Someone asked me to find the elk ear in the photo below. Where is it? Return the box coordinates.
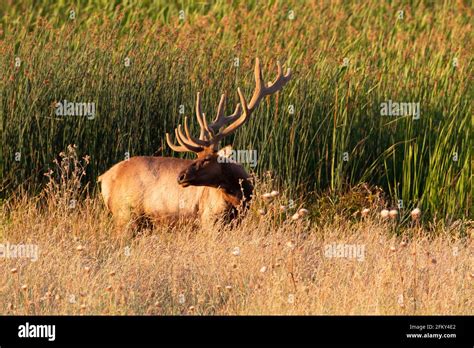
[217,145,233,158]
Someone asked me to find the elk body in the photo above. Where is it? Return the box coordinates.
[98,59,291,233]
[98,153,252,230]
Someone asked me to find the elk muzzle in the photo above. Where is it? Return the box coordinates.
[177,167,195,187]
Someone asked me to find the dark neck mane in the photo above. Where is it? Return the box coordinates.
[219,163,253,209]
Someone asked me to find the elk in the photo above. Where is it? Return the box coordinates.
[98,58,291,235]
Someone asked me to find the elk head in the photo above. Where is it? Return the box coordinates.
[166,58,292,191]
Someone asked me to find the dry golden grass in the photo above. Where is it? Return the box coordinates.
[1,193,472,315]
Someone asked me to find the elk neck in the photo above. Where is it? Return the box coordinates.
[215,162,253,209]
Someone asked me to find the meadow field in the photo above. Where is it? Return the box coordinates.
[0,1,472,315]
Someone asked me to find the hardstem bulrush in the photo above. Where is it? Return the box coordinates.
[291,208,309,221]
[389,210,398,220]
[298,208,309,216]
[231,247,241,256]
[411,208,421,221]
[291,213,300,221]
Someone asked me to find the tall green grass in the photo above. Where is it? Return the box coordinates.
[0,0,472,219]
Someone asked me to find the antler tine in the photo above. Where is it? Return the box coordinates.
[214,58,292,140]
[166,132,189,152]
[182,116,210,147]
[208,93,243,134]
[166,58,291,154]
[254,57,264,92]
[225,103,242,124]
[174,128,203,153]
[212,87,249,141]
[208,93,226,134]
[213,94,226,124]
[206,58,265,133]
[177,124,199,149]
[199,127,206,141]
[166,115,210,154]
[264,60,292,95]
[195,92,213,138]
[246,57,264,109]
[195,92,203,126]
[201,112,212,137]
[166,93,214,154]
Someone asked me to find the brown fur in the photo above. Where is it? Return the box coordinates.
[98,154,253,236]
